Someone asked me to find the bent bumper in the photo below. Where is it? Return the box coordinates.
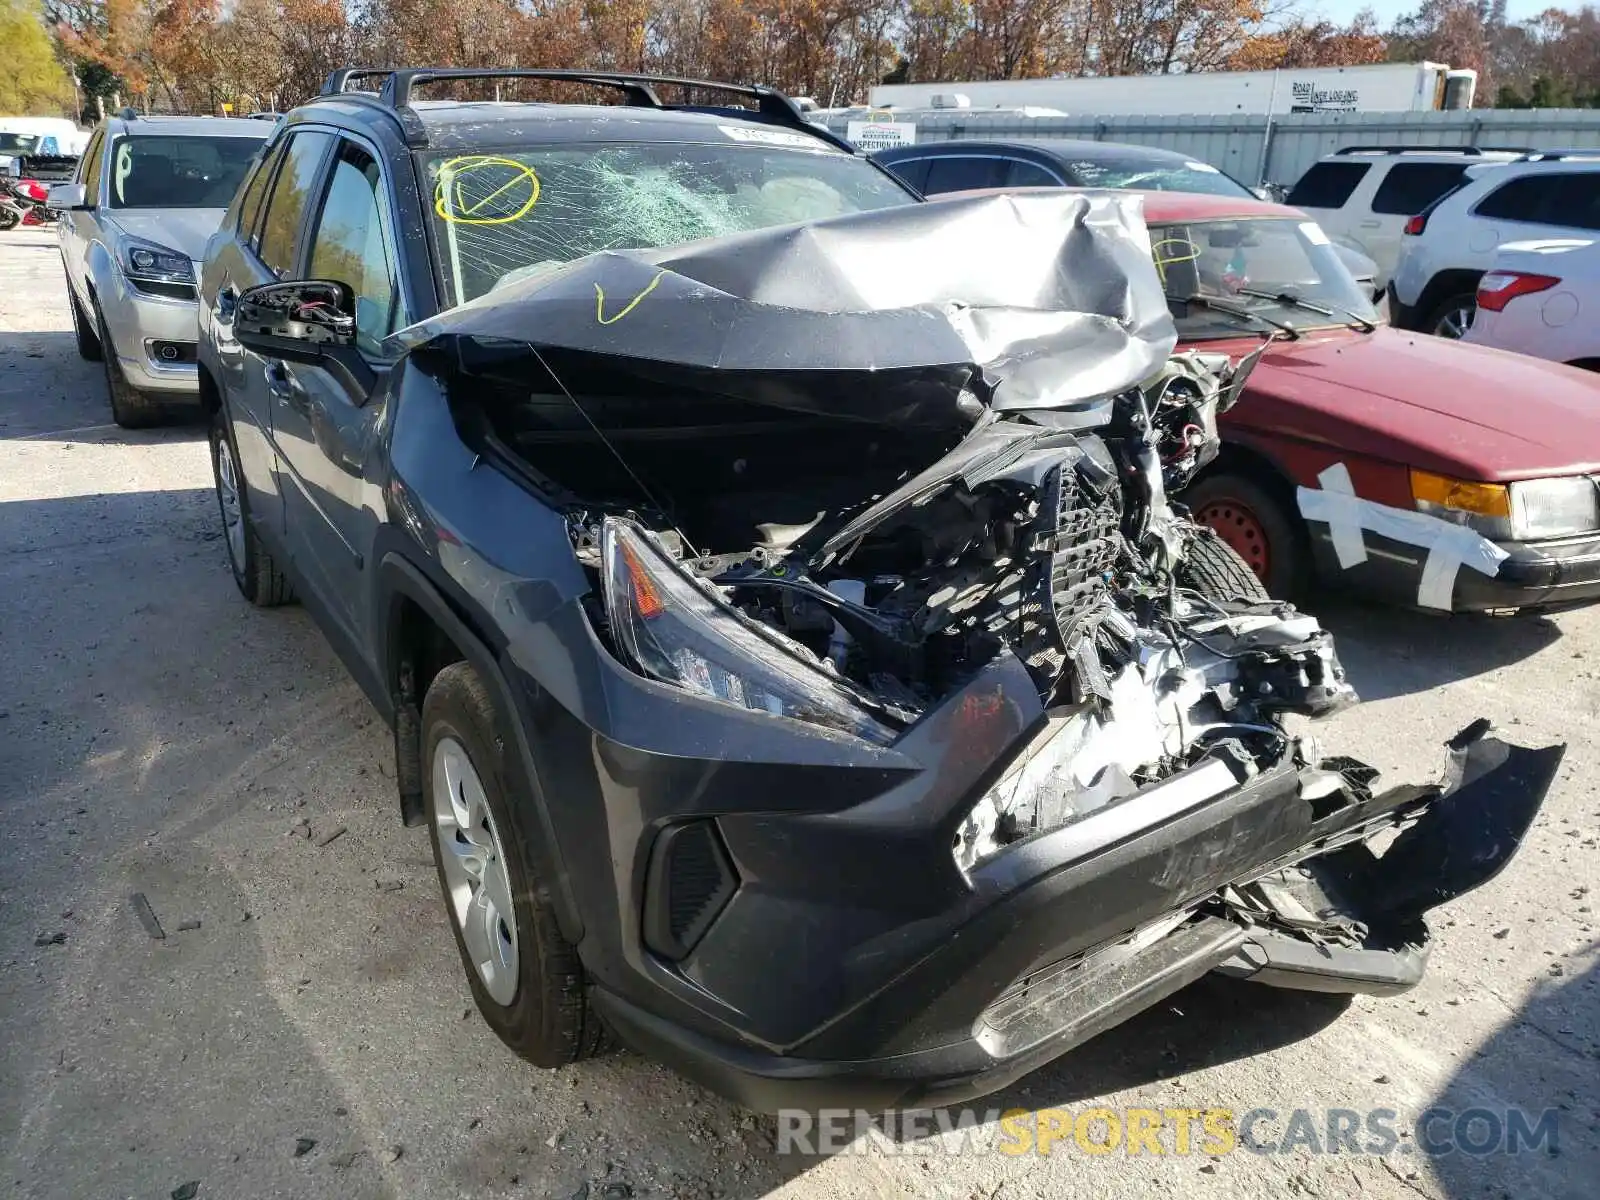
[579,703,1559,1110]
[1309,522,1600,612]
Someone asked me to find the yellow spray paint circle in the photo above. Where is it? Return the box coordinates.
[1151,237,1201,287]
[434,155,541,225]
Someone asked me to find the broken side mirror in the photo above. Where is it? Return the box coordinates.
[234,279,375,399]
[235,279,357,352]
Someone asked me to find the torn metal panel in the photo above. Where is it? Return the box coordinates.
[394,191,1177,415]
[1297,463,1509,609]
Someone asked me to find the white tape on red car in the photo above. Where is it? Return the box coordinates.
[1296,463,1508,610]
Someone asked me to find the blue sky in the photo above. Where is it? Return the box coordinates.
[1306,0,1555,22]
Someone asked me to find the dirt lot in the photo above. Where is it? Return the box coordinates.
[0,225,1595,1200]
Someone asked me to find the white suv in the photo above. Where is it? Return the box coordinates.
[1389,151,1600,338]
[1465,238,1600,368]
[1285,146,1526,290]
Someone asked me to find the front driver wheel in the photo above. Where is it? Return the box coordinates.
[423,662,607,1066]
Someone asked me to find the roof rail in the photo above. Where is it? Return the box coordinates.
[1514,148,1600,162]
[369,67,854,152]
[1333,144,1533,157]
[322,67,395,96]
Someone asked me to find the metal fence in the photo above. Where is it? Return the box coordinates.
[822,108,1600,189]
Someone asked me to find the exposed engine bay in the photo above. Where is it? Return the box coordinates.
[569,342,1358,870]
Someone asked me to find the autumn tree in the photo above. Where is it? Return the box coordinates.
[1,0,75,115]
[1229,11,1386,69]
[49,0,150,105]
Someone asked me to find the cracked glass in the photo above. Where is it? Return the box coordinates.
[420,141,915,307]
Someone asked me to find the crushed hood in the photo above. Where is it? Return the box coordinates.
[395,191,1177,415]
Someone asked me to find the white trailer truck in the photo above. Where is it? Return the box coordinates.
[869,63,1476,117]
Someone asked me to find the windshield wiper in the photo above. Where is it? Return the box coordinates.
[1176,293,1301,340]
[1235,287,1377,333]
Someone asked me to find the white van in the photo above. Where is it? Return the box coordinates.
[0,117,90,161]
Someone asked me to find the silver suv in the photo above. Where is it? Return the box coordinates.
[50,114,270,426]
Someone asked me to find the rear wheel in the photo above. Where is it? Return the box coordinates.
[1185,472,1307,600]
[1425,293,1477,339]
[422,662,606,1066]
[209,409,294,607]
[94,302,163,428]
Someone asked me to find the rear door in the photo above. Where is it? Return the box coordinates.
[269,135,413,640]
[1469,170,1600,261]
[231,128,336,541]
[1284,159,1371,245]
[1362,161,1471,282]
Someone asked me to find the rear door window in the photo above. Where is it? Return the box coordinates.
[880,156,928,192]
[1369,162,1469,215]
[1471,172,1600,227]
[255,130,334,277]
[236,140,283,242]
[1006,159,1062,187]
[1285,161,1370,210]
[922,156,1006,195]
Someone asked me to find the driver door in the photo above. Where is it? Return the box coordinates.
[270,137,412,644]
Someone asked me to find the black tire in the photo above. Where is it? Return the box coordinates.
[422,662,606,1067]
[1424,292,1477,340]
[1184,472,1308,601]
[209,409,294,607]
[0,205,18,232]
[68,286,103,361]
[93,302,163,427]
[1179,525,1273,603]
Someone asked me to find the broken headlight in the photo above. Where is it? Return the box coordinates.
[600,518,897,745]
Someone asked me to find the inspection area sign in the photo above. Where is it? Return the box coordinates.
[847,120,916,150]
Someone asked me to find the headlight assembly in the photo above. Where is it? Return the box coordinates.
[1411,469,1599,541]
[1510,476,1600,540]
[600,517,898,745]
[119,238,194,289]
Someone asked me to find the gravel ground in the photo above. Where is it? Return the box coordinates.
[1,226,1595,1200]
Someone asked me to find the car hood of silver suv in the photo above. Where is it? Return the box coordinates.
[105,208,227,266]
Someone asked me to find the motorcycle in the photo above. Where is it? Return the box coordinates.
[0,176,57,230]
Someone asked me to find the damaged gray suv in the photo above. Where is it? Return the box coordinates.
[195,67,1562,1110]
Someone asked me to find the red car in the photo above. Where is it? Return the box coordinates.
[1142,192,1600,612]
[944,188,1600,611]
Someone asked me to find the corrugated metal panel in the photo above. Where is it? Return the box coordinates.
[825,109,1600,190]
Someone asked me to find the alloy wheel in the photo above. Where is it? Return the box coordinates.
[214,434,247,579]
[1434,305,1475,339]
[432,736,520,1006]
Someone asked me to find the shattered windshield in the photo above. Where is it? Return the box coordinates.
[421,141,916,306]
[1150,218,1379,338]
[1062,156,1254,198]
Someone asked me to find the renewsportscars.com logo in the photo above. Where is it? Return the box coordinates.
[776,1106,1561,1158]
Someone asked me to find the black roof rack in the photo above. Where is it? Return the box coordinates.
[321,68,396,96]
[1333,145,1533,156]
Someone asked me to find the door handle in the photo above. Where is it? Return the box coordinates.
[1359,220,1381,229]
[264,360,307,410]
